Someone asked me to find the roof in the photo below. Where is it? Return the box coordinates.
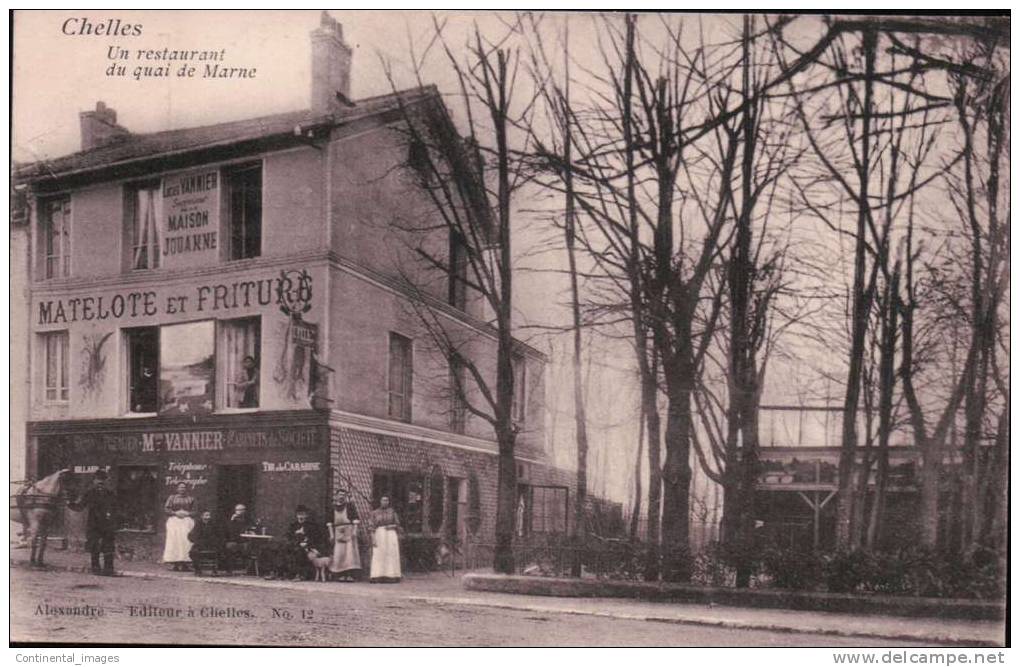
[14,86,438,186]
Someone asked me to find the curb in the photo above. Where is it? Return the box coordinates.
[13,561,1001,646]
[463,574,1005,622]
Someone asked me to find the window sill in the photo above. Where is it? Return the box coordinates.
[121,412,158,419]
[217,407,260,414]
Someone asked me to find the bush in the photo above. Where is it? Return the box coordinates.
[824,550,877,594]
[691,542,736,587]
[760,546,824,591]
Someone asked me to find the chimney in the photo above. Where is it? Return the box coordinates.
[310,11,353,114]
[79,101,130,151]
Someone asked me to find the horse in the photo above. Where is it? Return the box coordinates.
[11,469,71,568]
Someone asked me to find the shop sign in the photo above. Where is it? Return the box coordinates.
[161,170,220,270]
[55,426,321,454]
[292,320,318,349]
[164,462,210,489]
[36,271,314,325]
[73,465,100,474]
[260,461,321,473]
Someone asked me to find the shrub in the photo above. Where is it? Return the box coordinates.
[760,546,824,591]
[824,550,877,594]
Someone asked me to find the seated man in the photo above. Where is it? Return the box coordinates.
[224,504,251,569]
[188,510,226,575]
[274,504,325,581]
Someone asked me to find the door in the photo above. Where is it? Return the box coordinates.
[217,464,255,521]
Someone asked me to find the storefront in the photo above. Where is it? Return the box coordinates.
[29,411,330,551]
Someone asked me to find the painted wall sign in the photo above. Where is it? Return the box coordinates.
[292,320,318,349]
[51,426,321,455]
[36,272,314,325]
[261,461,321,473]
[161,170,220,269]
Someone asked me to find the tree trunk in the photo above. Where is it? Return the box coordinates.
[660,352,695,582]
[629,403,645,542]
[836,25,878,550]
[494,433,518,573]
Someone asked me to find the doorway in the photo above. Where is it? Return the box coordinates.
[217,464,256,521]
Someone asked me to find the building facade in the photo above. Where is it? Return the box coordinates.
[13,14,573,560]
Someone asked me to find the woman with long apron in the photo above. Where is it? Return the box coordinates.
[327,491,361,581]
[162,483,196,571]
[369,495,402,583]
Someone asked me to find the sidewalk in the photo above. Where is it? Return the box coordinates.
[12,547,1005,647]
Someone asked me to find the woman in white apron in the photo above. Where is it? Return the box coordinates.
[162,483,195,571]
[327,491,361,581]
[369,495,402,583]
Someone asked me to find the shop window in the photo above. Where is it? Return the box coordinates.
[388,333,413,422]
[222,317,261,408]
[428,465,445,534]
[126,181,161,270]
[227,164,262,260]
[41,331,69,402]
[449,232,468,310]
[449,356,467,434]
[520,485,568,535]
[372,470,424,535]
[40,196,71,279]
[160,321,215,415]
[126,327,159,413]
[511,354,526,423]
[115,466,158,532]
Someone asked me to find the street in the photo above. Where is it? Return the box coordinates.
[11,565,931,647]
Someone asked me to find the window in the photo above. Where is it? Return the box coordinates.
[222,318,261,408]
[227,164,262,260]
[160,321,215,415]
[372,470,424,535]
[512,354,527,423]
[449,356,467,434]
[520,485,568,535]
[428,465,445,534]
[449,232,468,309]
[388,333,413,421]
[127,181,161,270]
[115,466,158,532]
[41,196,71,279]
[41,331,69,402]
[126,327,159,413]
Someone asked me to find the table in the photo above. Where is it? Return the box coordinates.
[238,533,274,575]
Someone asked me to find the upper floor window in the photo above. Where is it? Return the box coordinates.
[126,322,216,415]
[388,332,413,422]
[41,331,69,402]
[40,196,71,279]
[449,232,468,310]
[127,181,161,270]
[227,164,262,261]
[512,354,526,423]
[222,317,261,409]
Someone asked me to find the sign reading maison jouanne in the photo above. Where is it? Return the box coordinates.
[161,169,219,269]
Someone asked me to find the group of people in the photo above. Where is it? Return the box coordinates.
[68,471,404,582]
[158,482,402,582]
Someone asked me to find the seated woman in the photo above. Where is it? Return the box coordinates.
[188,510,225,575]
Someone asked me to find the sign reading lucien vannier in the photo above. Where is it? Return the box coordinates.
[161,170,219,269]
[59,427,321,454]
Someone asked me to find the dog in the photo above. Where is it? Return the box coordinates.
[304,545,331,582]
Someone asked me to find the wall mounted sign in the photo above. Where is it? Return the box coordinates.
[48,426,321,455]
[161,170,220,269]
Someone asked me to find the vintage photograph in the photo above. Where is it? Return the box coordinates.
[9,10,1008,648]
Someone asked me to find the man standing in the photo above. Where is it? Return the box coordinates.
[68,469,117,576]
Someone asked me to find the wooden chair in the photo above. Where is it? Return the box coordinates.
[192,549,220,576]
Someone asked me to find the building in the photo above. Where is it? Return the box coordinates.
[12,13,574,561]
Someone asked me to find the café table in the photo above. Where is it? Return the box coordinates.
[239,532,274,576]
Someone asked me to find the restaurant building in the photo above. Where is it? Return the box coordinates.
[13,14,573,559]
